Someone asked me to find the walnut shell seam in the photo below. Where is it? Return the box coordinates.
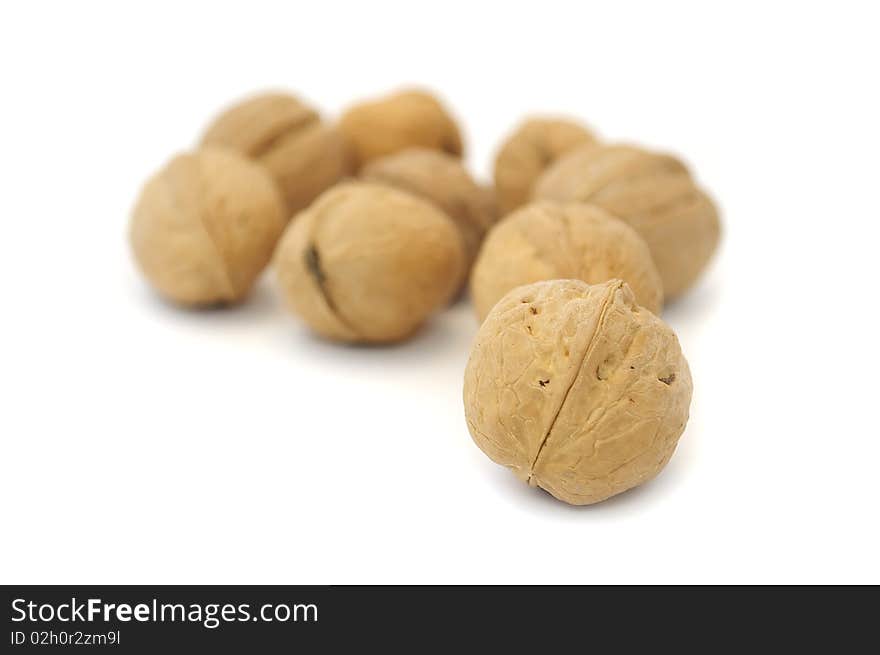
[298,189,363,339]
[525,280,621,484]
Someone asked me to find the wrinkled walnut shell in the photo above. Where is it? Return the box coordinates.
[339,89,463,170]
[361,148,496,273]
[463,279,692,505]
[533,143,720,299]
[494,117,597,216]
[201,92,352,216]
[470,202,663,320]
[130,148,285,306]
[274,182,465,343]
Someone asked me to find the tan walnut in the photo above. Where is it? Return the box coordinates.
[493,117,597,216]
[130,148,285,306]
[463,279,692,505]
[476,184,500,226]
[274,182,465,343]
[201,92,352,217]
[361,148,496,277]
[339,89,463,170]
[533,143,720,299]
[470,202,663,320]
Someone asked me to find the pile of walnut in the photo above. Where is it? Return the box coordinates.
[130,88,720,506]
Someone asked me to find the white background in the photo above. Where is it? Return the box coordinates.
[1,1,878,584]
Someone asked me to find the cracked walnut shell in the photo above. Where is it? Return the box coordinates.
[201,92,352,216]
[470,202,663,321]
[339,90,464,170]
[463,279,692,505]
[533,143,720,299]
[274,182,465,343]
[129,148,285,306]
[361,148,496,274]
[494,117,597,216]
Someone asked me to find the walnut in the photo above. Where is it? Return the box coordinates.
[463,279,692,505]
[493,117,597,215]
[533,143,720,299]
[339,89,463,170]
[361,148,496,276]
[201,92,352,216]
[475,184,500,226]
[470,202,663,320]
[274,182,465,343]
[129,148,285,306]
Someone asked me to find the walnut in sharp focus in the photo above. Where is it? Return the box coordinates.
[201,92,352,217]
[470,202,663,320]
[361,148,497,278]
[533,143,721,299]
[129,147,285,306]
[274,182,465,343]
[493,117,597,216]
[339,89,464,170]
[463,279,692,505]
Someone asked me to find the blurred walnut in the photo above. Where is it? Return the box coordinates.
[470,202,662,320]
[463,279,692,505]
[361,148,495,276]
[201,92,352,216]
[274,182,464,343]
[339,89,463,169]
[130,148,285,306]
[493,117,597,216]
[476,184,500,226]
[534,143,720,298]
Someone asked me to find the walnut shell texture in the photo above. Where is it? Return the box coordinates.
[533,143,720,299]
[494,117,597,216]
[274,182,465,343]
[339,90,464,170]
[463,279,692,505]
[129,148,285,306]
[201,92,352,216]
[361,148,496,272]
[470,202,663,320]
